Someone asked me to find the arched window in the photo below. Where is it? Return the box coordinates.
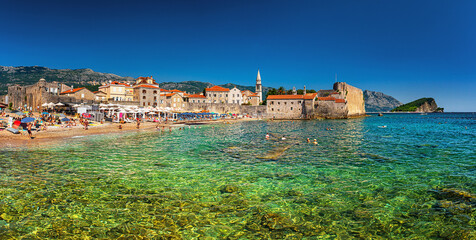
[142,90,147,94]
[153,90,157,94]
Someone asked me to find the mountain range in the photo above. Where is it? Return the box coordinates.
[363,90,402,112]
[0,66,265,95]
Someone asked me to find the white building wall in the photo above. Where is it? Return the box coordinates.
[228,87,242,104]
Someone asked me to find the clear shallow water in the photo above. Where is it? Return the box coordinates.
[0,113,475,239]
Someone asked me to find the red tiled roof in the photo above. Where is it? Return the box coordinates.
[60,87,85,94]
[135,76,157,85]
[303,93,318,100]
[133,84,159,89]
[170,89,183,93]
[249,93,259,97]
[188,94,206,98]
[206,86,229,92]
[111,81,130,86]
[93,91,106,94]
[335,99,346,103]
[317,96,337,101]
[267,95,304,100]
[160,93,177,97]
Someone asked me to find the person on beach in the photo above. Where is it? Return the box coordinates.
[84,119,89,130]
[136,118,140,129]
[27,122,33,139]
[119,124,122,130]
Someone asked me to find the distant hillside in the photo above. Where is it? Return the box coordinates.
[392,98,443,112]
[0,66,134,95]
[363,90,402,112]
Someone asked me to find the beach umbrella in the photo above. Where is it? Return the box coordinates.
[41,103,49,107]
[59,113,66,117]
[21,117,35,123]
[56,102,64,106]
[72,104,81,108]
[61,118,71,122]
[48,102,55,108]
[42,112,49,115]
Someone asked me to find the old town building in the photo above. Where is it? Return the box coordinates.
[266,82,365,119]
[93,91,107,101]
[60,87,96,101]
[98,81,133,101]
[228,87,242,104]
[7,78,72,110]
[205,86,229,103]
[187,94,207,103]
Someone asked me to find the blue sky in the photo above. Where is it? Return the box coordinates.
[1,0,475,111]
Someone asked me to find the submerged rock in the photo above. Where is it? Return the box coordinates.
[220,184,239,193]
[261,213,295,230]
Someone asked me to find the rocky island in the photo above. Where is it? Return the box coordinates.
[392,98,444,113]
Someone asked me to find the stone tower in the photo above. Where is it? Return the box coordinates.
[256,69,262,103]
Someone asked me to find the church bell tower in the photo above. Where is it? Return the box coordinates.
[256,69,262,103]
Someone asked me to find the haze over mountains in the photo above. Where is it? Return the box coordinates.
[1,66,403,112]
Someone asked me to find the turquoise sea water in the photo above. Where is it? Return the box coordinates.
[0,113,475,239]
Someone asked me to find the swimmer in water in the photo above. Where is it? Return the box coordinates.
[307,138,310,143]
[281,135,286,140]
[313,139,318,145]
[266,133,270,139]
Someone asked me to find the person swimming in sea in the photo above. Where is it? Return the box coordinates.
[313,139,318,145]
[307,138,310,143]
[281,135,286,140]
[266,133,270,140]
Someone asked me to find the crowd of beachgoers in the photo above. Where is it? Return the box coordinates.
[0,108,257,147]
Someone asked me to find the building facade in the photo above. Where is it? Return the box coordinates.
[228,87,242,104]
[93,91,107,101]
[134,85,160,107]
[98,81,133,101]
[60,87,96,101]
[206,86,229,103]
[188,94,207,103]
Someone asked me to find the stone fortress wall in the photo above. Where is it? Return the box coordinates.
[185,103,267,117]
[333,82,366,117]
[312,101,347,118]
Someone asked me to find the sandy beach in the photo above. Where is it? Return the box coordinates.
[0,118,258,148]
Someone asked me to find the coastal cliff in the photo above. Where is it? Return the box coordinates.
[392,98,443,112]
